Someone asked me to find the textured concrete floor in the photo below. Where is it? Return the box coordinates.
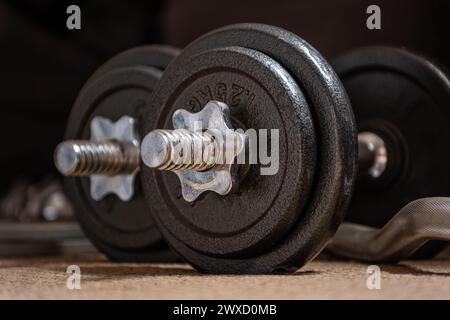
[0,249,449,300]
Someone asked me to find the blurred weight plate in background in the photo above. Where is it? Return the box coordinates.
[0,178,95,257]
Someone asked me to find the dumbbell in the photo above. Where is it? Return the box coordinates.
[135,23,449,274]
[127,23,353,274]
[328,47,450,261]
[55,24,450,273]
[54,45,181,262]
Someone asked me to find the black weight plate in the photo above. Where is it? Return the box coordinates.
[333,47,450,258]
[144,46,315,257]
[84,45,180,87]
[64,45,180,262]
[142,24,357,274]
[64,65,177,262]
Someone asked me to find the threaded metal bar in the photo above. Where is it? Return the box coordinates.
[54,140,139,176]
[142,129,219,172]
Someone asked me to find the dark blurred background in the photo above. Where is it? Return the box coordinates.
[0,0,449,195]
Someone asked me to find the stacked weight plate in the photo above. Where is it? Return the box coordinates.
[63,45,181,262]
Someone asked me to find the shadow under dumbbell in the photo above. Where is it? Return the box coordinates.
[381,264,450,277]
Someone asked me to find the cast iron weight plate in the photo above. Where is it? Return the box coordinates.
[64,46,179,262]
[333,47,450,258]
[142,24,357,274]
[84,45,180,86]
[145,46,315,257]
